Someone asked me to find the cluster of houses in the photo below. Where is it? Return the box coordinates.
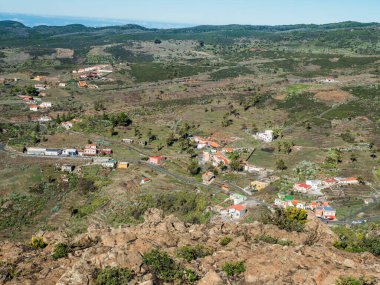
[26,144,113,158]
[274,193,336,220]
[192,136,221,149]
[72,65,113,75]
[73,65,113,88]
[18,95,53,112]
[293,177,360,195]
[201,149,230,167]
[215,193,248,220]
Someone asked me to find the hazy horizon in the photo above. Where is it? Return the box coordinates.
[1,12,379,30]
[1,0,379,27]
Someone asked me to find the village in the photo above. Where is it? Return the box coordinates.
[19,115,372,225]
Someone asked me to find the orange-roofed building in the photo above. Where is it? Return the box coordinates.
[29,104,39,111]
[148,156,166,165]
[210,141,221,148]
[228,204,247,219]
[78,81,88,88]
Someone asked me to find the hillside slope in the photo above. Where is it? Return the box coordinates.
[0,209,379,284]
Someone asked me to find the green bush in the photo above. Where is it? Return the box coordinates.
[176,245,213,261]
[30,236,48,249]
[95,267,133,285]
[336,276,377,285]
[52,243,70,260]
[262,207,307,232]
[221,261,246,277]
[333,225,380,257]
[143,249,197,283]
[219,236,233,246]
[143,249,183,282]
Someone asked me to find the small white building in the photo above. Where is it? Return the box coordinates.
[61,165,75,172]
[26,147,46,156]
[305,180,323,190]
[101,159,117,168]
[230,193,247,205]
[45,149,62,156]
[58,83,67,87]
[62,149,77,156]
[228,204,247,219]
[38,116,52,122]
[122,138,134,144]
[253,130,274,143]
[61,122,73,130]
[40,102,52,108]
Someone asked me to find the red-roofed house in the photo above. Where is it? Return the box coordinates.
[140,177,151,185]
[323,178,338,186]
[148,156,166,165]
[228,204,247,219]
[338,177,359,185]
[293,183,312,193]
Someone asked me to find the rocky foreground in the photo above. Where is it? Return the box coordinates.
[0,209,379,285]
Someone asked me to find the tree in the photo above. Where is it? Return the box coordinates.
[154,39,162,44]
[166,132,176,147]
[276,159,287,171]
[230,158,242,172]
[187,159,200,175]
[350,153,357,163]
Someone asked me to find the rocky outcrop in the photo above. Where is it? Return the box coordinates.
[0,209,379,284]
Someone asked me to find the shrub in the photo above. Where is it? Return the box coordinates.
[30,236,47,249]
[221,261,246,277]
[262,207,307,232]
[143,249,183,282]
[255,235,293,246]
[333,226,380,256]
[336,276,377,285]
[219,236,233,246]
[52,243,70,260]
[176,245,213,261]
[95,267,133,285]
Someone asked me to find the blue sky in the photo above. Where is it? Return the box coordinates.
[0,0,379,26]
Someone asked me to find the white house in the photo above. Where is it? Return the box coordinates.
[40,102,52,108]
[122,138,134,144]
[101,159,117,168]
[228,204,247,219]
[84,144,97,156]
[58,83,67,87]
[61,122,73,130]
[35,84,47,91]
[61,165,75,172]
[62,149,78,156]
[253,130,274,143]
[334,177,359,185]
[230,193,247,205]
[305,180,323,190]
[45,149,62,156]
[38,116,52,122]
[26,147,46,156]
